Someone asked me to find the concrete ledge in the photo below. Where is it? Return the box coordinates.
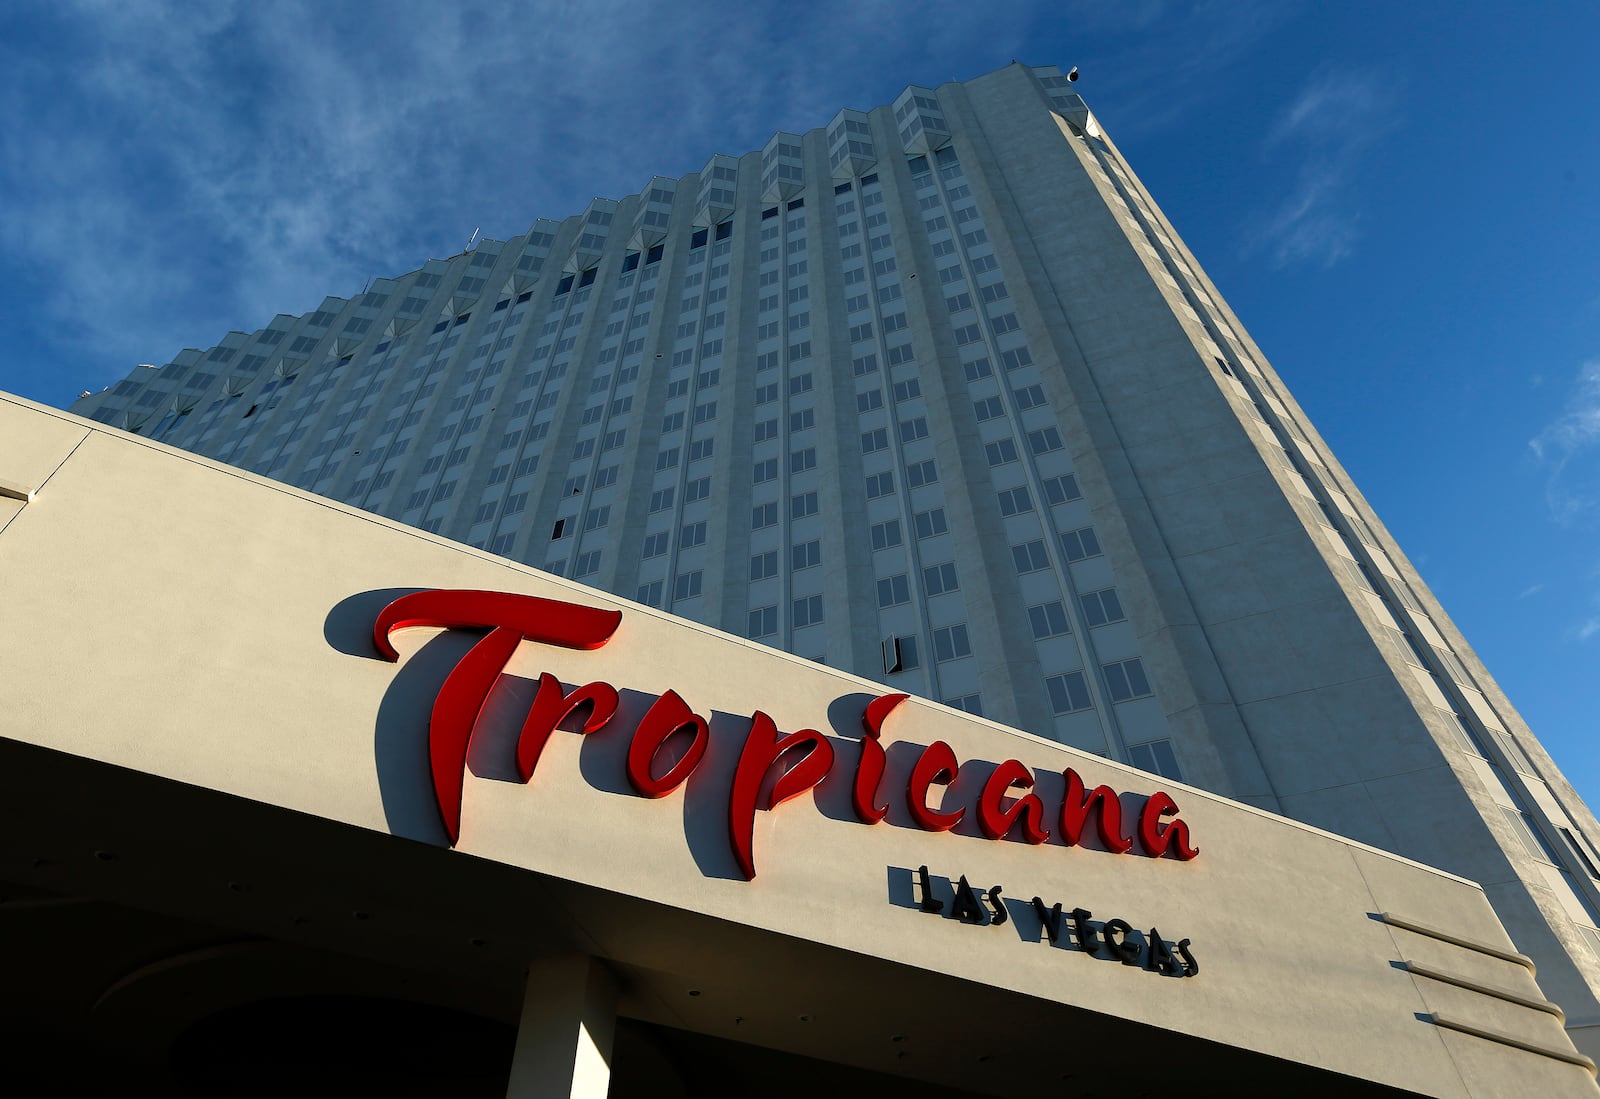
[0,477,35,502]
[1427,1013,1597,1074]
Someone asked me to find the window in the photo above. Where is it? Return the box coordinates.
[896,415,934,441]
[964,358,993,381]
[1001,347,1033,371]
[643,531,669,558]
[791,492,819,519]
[1047,672,1092,714]
[649,487,675,512]
[884,634,920,673]
[752,502,778,529]
[673,571,703,601]
[865,470,894,497]
[756,382,779,404]
[751,551,778,580]
[1081,588,1125,627]
[944,694,984,716]
[685,476,711,502]
[583,506,611,531]
[574,551,601,578]
[1028,426,1064,454]
[754,458,779,484]
[792,594,824,628]
[932,624,971,662]
[551,518,569,540]
[1060,526,1102,561]
[1012,539,1050,573]
[755,418,779,442]
[870,519,902,550]
[1014,384,1046,409]
[986,439,1019,466]
[563,475,587,497]
[661,411,685,433]
[861,428,889,454]
[789,408,815,432]
[905,460,938,488]
[688,439,714,462]
[973,396,1003,421]
[877,574,911,607]
[1129,740,1184,782]
[680,521,707,548]
[1102,658,1152,702]
[1029,601,1071,639]
[790,447,817,474]
[857,390,884,412]
[695,401,718,424]
[922,562,958,596]
[748,606,778,638]
[791,540,821,570]
[997,486,1032,516]
[1044,474,1082,504]
[913,508,947,538]
[789,373,814,396]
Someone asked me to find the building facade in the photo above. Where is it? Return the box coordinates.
[67,62,1600,1054]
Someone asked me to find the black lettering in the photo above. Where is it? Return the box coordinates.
[916,864,944,914]
[985,885,1007,926]
[1032,897,1065,943]
[950,875,988,923]
[1146,927,1179,975]
[1069,906,1100,953]
[1177,937,1199,978]
[1102,918,1142,965]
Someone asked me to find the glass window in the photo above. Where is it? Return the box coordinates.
[877,575,911,608]
[1080,588,1125,627]
[793,594,824,627]
[922,562,958,596]
[1060,527,1102,561]
[1102,658,1152,702]
[1047,672,1092,714]
[932,624,971,662]
[1028,601,1071,639]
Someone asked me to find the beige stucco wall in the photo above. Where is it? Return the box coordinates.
[2,392,1594,1097]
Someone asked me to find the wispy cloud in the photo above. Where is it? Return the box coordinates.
[1245,66,1394,268]
[0,0,1040,397]
[1529,359,1600,523]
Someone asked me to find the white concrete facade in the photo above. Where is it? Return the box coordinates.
[62,62,1600,1059]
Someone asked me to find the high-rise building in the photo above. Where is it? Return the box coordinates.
[67,61,1600,1053]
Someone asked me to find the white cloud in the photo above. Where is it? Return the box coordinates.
[1529,359,1600,523]
[0,0,1042,395]
[1245,66,1393,268]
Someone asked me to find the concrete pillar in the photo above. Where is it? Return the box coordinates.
[505,955,617,1099]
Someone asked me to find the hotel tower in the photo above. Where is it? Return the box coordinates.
[65,61,1600,1061]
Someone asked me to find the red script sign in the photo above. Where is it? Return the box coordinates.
[372,589,1197,878]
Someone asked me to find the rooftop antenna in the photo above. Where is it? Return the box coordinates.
[465,227,480,252]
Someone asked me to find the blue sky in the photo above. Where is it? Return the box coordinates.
[3,1,1598,801]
